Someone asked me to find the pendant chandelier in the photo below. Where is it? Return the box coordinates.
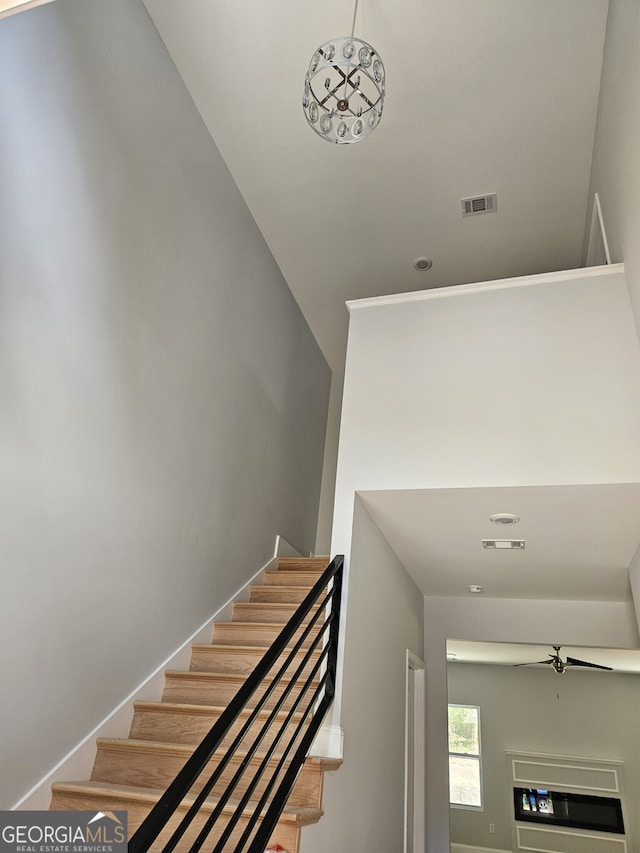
[303,0,385,144]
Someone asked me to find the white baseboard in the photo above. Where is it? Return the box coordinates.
[451,845,512,853]
[13,535,297,810]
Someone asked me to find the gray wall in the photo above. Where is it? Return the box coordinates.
[448,662,640,851]
[0,0,330,808]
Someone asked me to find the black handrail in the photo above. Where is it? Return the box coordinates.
[129,554,344,853]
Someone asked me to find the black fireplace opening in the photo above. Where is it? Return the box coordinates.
[513,787,625,834]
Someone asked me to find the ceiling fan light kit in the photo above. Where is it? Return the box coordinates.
[303,0,385,144]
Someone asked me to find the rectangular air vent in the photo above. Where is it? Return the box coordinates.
[482,539,525,550]
[462,193,497,217]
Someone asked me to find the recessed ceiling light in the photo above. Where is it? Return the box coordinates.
[468,585,484,594]
[489,513,520,525]
[413,257,433,271]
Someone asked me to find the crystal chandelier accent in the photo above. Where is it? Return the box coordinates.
[303,1,385,144]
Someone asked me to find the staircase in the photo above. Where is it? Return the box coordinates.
[50,556,341,852]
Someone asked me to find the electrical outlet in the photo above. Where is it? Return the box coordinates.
[489,823,496,834]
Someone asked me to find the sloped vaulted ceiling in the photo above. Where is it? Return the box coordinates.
[143,0,610,369]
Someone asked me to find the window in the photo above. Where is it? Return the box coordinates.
[448,704,483,809]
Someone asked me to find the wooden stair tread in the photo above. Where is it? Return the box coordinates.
[232,602,325,624]
[188,644,320,676]
[96,737,296,763]
[215,620,303,630]
[191,643,321,656]
[133,700,306,721]
[263,570,326,587]
[211,622,318,652]
[130,700,310,748]
[164,670,317,685]
[95,737,341,771]
[249,585,322,603]
[235,602,318,609]
[51,780,324,826]
[211,621,316,642]
[276,558,328,571]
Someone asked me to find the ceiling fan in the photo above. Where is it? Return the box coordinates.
[514,645,613,675]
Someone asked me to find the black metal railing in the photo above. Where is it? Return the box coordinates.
[129,554,344,853]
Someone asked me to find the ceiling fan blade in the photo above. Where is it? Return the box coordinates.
[513,658,555,667]
[565,656,613,671]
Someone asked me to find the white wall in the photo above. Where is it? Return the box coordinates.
[586,0,640,625]
[332,266,640,565]
[301,497,424,852]
[314,370,344,556]
[0,0,330,808]
[448,662,640,852]
[330,265,640,851]
[586,0,640,331]
[426,596,640,853]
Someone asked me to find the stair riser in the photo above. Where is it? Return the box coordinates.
[49,788,301,852]
[189,645,321,679]
[232,601,326,625]
[162,675,318,712]
[212,622,317,649]
[277,558,328,572]
[131,705,310,753]
[264,570,324,587]
[91,746,323,809]
[250,586,322,605]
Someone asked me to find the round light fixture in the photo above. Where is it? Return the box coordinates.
[468,585,484,594]
[413,257,433,271]
[489,513,520,526]
[303,35,385,144]
[303,0,385,144]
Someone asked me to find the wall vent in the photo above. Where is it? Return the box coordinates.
[482,539,525,550]
[462,193,497,217]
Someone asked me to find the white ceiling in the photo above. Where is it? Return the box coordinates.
[359,484,640,601]
[138,1,640,665]
[447,639,640,674]
[143,0,610,370]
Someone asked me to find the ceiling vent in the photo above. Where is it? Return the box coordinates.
[461,193,497,217]
[482,539,525,550]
